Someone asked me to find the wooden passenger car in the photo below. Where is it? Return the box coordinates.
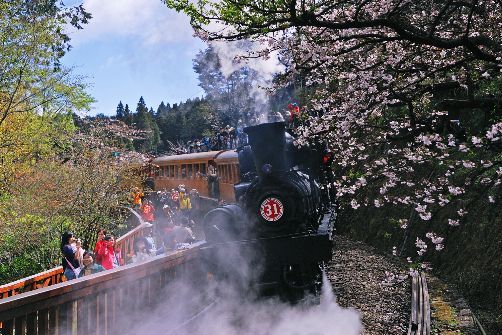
[151,150,239,203]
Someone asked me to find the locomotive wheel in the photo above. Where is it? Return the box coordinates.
[282,263,322,290]
[279,262,323,303]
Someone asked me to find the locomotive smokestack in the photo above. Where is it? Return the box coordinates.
[244,122,288,179]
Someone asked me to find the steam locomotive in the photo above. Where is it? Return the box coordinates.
[201,122,335,295]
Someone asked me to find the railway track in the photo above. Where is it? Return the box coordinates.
[165,299,219,335]
[408,272,431,335]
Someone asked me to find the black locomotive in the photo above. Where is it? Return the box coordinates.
[201,121,335,295]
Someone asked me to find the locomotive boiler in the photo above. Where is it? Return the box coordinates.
[201,121,335,295]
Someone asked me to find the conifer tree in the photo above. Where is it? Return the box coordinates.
[115,101,125,120]
[123,104,132,125]
[133,97,161,152]
[157,101,166,116]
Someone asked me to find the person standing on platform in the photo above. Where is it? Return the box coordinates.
[93,228,107,264]
[96,236,116,270]
[178,185,192,219]
[61,232,83,280]
[140,200,155,223]
[78,251,104,278]
[131,187,144,209]
[131,236,153,264]
[110,235,124,267]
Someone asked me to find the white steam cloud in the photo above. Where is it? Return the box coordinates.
[211,40,285,108]
[122,265,363,335]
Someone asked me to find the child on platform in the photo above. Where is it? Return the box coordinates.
[78,251,105,278]
[131,236,153,264]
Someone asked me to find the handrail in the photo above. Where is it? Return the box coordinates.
[0,209,150,299]
[0,267,65,299]
[0,244,205,335]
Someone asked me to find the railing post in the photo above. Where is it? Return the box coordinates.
[1,319,14,335]
[38,308,49,335]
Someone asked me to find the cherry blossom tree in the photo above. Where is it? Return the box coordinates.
[165,0,501,263]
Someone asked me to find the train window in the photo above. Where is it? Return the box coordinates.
[223,165,229,182]
[201,163,206,176]
[221,165,226,182]
[217,166,223,181]
[187,164,193,179]
[194,164,200,178]
[181,164,187,178]
[169,165,173,178]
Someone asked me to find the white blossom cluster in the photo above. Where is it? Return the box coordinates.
[176,0,502,264]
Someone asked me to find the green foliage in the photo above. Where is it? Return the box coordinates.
[0,110,77,191]
[0,0,93,128]
[0,0,141,285]
[0,150,140,284]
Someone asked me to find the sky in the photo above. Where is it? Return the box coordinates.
[62,0,207,116]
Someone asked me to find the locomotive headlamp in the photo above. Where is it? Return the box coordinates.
[261,163,273,174]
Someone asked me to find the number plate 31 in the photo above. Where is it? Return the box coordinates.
[260,197,284,222]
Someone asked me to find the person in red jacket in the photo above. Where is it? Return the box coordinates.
[96,235,116,270]
[93,228,107,265]
[140,200,155,223]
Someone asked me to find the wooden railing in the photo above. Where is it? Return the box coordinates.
[0,244,205,335]
[0,209,150,300]
[0,268,66,300]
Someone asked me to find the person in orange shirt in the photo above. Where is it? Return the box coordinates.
[140,200,155,223]
[131,187,144,208]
